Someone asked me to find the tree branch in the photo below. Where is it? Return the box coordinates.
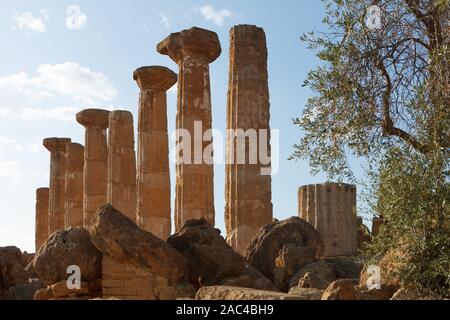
[376,55,430,154]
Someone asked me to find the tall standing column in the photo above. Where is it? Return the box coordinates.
[157,27,221,230]
[76,109,110,225]
[43,137,71,235]
[35,187,49,252]
[298,183,358,257]
[65,143,84,228]
[225,25,273,254]
[134,66,177,239]
[107,110,137,220]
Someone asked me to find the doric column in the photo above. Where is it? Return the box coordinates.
[35,187,49,252]
[65,143,84,228]
[225,25,273,254]
[43,137,71,234]
[298,183,358,257]
[107,110,137,220]
[157,27,221,230]
[76,109,110,225]
[134,66,177,239]
[372,217,382,237]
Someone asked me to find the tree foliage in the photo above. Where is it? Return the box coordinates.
[293,0,449,295]
[292,0,449,179]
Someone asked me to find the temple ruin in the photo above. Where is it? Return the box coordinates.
[134,66,176,240]
[225,25,273,254]
[34,25,362,300]
[298,183,358,257]
[76,109,110,225]
[64,143,84,228]
[157,27,221,230]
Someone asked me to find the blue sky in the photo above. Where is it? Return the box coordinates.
[0,0,368,252]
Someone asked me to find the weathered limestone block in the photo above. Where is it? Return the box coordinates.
[102,257,195,300]
[298,183,358,257]
[65,143,84,228]
[244,217,322,283]
[157,27,221,230]
[43,137,72,235]
[225,24,273,255]
[35,188,49,252]
[133,66,177,239]
[168,218,278,291]
[76,109,110,225]
[107,110,137,220]
[33,227,102,285]
[196,286,302,300]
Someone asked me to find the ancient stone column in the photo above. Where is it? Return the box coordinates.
[65,143,84,228]
[157,27,221,230]
[225,25,273,254]
[372,217,382,237]
[76,109,110,225]
[43,137,71,235]
[134,66,177,239]
[35,187,49,252]
[107,110,137,220]
[298,183,358,257]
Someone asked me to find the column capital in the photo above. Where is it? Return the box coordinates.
[109,110,134,122]
[76,109,111,129]
[43,138,71,152]
[66,142,84,153]
[133,66,177,91]
[36,187,49,196]
[157,27,221,64]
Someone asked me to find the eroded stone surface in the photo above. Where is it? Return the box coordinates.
[43,137,72,235]
[298,183,358,257]
[76,109,110,225]
[196,286,301,300]
[245,217,322,282]
[32,227,102,285]
[35,188,49,252]
[158,27,221,230]
[88,204,188,283]
[134,66,176,239]
[225,25,273,255]
[168,218,278,291]
[107,110,137,220]
[65,143,84,228]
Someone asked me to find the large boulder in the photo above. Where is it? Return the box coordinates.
[196,286,302,300]
[3,279,45,300]
[244,217,322,282]
[289,257,363,290]
[88,204,188,283]
[358,250,403,299]
[273,244,315,291]
[321,279,360,300]
[168,219,278,291]
[33,227,102,285]
[0,246,32,297]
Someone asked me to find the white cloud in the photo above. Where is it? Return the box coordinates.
[66,5,87,30]
[0,62,117,103]
[159,13,171,28]
[199,5,234,26]
[19,106,81,122]
[0,136,47,153]
[12,10,49,33]
[0,137,24,152]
